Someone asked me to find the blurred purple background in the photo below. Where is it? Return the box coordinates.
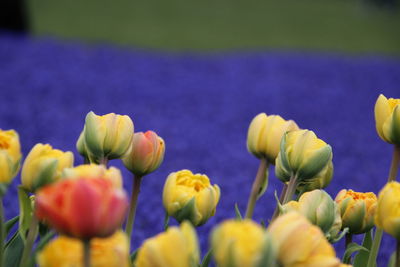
[1,33,399,265]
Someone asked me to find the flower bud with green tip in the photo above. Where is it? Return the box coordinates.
[0,129,22,187]
[163,170,220,226]
[374,94,400,145]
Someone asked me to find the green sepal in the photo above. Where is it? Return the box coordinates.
[342,242,368,264]
[234,203,243,220]
[255,232,278,267]
[130,248,139,264]
[31,159,58,192]
[173,198,198,226]
[163,212,170,230]
[256,164,269,200]
[18,186,33,242]
[327,227,348,243]
[200,249,212,267]
[5,215,19,235]
[4,231,24,267]
[353,229,373,267]
[297,145,332,181]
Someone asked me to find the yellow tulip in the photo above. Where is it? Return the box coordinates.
[375,182,400,240]
[296,161,333,193]
[122,131,165,176]
[0,129,22,184]
[163,170,220,226]
[275,129,333,182]
[335,189,377,234]
[247,113,299,163]
[21,143,74,192]
[268,212,341,267]
[80,111,134,161]
[281,189,339,235]
[211,219,277,267]
[37,230,129,267]
[135,221,199,267]
[374,94,400,145]
[62,164,123,188]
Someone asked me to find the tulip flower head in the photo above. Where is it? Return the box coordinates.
[21,143,74,192]
[374,94,400,145]
[37,230,130,267]
[79,111,134,162]
[135,221,199,267]
[268,212,341,267]
[35,178,128,240]
[275,130,333,183]
[62,164,123,188]
[211,219,277,267]
[247,113,299,163]
[375,182,400,240]
[122,131,165,176]
[163,170,220,226]
[335,189,377,234]
[0,129,22,185]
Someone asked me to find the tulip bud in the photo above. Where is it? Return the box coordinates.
[122,131,165,176]
[135,221,199,267]
[35,178,128,240]
[211,219,277,267]
[81,111,134,162]
[163,170,220,226]
[37,230,130,267]
[326,205,344,243]
[247,113,299,163]
[267,212,341,267]
[62,164,123,188]
[335,189,377,234]
[375,182,400,240]
[275,129,333,182]
[0,129,22,185]
[374,94,400,145]
[281,189,339,234]
[21,143,74,192]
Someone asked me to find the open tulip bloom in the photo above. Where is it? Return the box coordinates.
[1,96,400,267]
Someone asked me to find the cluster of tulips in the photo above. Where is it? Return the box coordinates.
[0,94,399,267]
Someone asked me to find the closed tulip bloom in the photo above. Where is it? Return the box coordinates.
[21,143,74,192]
[296,162,333,194]
[374,94,400,145]
[62,164,123,188]
[281,190,338,234]
[37,230,130,267]
[275,130,333,182]
[81,111,134,161]
[35,178,128,240]
[135,221,199,267]
[335,189,377,234]
[375,182,400,240]
[0,129,22,184]
[268,212,341,267]
[247,113,299,163]
[211,219,277,267]
[122,131,165,176]
[163,170,220,226]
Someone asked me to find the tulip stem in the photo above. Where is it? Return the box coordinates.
[281,175,299,205]
[19,214,39,267]
[0,197,4,267]
[345,233,353,248]
[367,145,400,267]
[245,158,268,219]
[83,239,91,267]
[396,240,400,267]
[125,174,142,245]
[271,183,288,221]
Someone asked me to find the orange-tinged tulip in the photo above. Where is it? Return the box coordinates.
[122,131,165,176]
[36,178,128,240]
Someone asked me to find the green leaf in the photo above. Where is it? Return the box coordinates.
[18,186,33,241]
[4,232,24,267]
[388,251,395,267]
[256,166,269,200]
[163,213,170,231]
[5,215,19,236]
[200,249,212,267]
[353,229,373,267]
[342,242,368,264]
[0,183,8,197]
[130,248,139,263]
[234,203,242,220]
